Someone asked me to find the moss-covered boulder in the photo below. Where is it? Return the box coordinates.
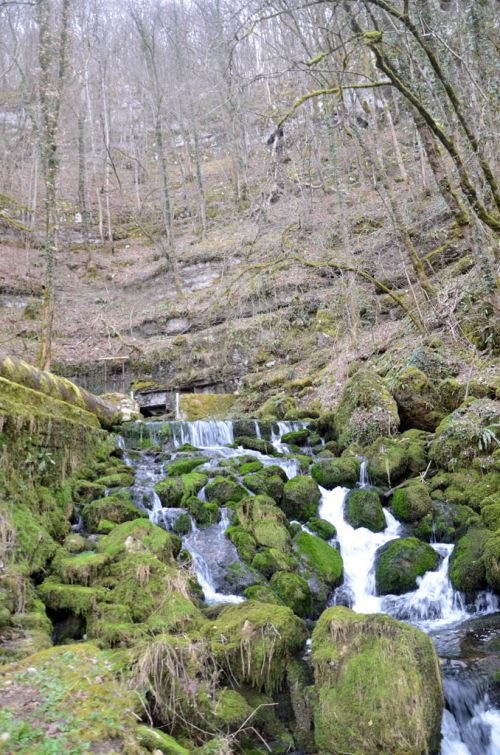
[243,584,284,605]
[416,500,479,543]
[392,483,433,523]
[281,475,321,520]
[251,548,297,578]
[482,503,500,531]
[0,643,143,752]
[399,428,430,476]
[430,398,500,471]
[184,496,220,527]
[334,370,399,449]
[97,518,180,562]
[165,457,208,476]
[207,601,307,693]
[345,488,385,532]
[365,437,409,486]
[391,367,446,431]
[257,396,296,420]
[484,531,500,592]
[306,517,336,540]
[155,476,185,507]
[234,495,292,551]
[375,538,439,595]
[281,428,310,446]
[226,526,257,563]
[293,530,343,586]
[270,571,313,618]
[427,469,499,512]
[311,607,443,754]
[244,472,284,502]
[204,475,247,505]
[235,436,275,455]
[310,457,360,489]
[449,527,489,598]
[82,492,146,530]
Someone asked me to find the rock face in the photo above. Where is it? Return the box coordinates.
[311,606,443,754]
[375,537,440,595]
[179,392,236,420]
[334,370,399,449]
[391,367,446,431]
[100,392,141,421]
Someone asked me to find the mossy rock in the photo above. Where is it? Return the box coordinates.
[334,370,399,449]
[293,530,343,586]
[204,476,247,505]
[243,584,284,605]
[207,600,307,693]
[173,513,192,535]
[345,488,385,532]
[428,469,499,512]
[38,580,108,615]
[184,496,220,527]
[430,398,500,471]
[406,345,451,382]
[97,518,180,563]
[235,436,276,455]
[94,471,135,488]
[0,643,142,752]
[484,531,500,591]
[58,552,112,586]
[375,537,439,595]
[482,503,500,531]
[311,606,443,754]
[136,725,190,754]
[281,475,321,520]
[226,526,257,563]
[392,483,433,523]
[399,428,430,476]
[83,493,146,530]
[73,479,107,503]
[178,392,235,420]
[281,429,310,446]
[270,571,313,618]
[251,548,297,578]
[391,367,446,431]
[365,437,409,486]
[257,396,296,420]
[260,464,288,482]
[155,476,185,507]
[234,495,292,551]
[449,527,489,598]
[306,517,336,540]
[310,457,360,489]
[244,472,284,502]
[239,460,264,475]
[63,533,87,553]
[416,500,479,543]
[165,457,208,476]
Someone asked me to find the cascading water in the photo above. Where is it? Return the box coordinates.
[317,472,500,754]
[271,420,309,453]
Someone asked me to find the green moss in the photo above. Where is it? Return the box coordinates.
[97,518,180,562]
[93,471,135,488]
[310,457,360,489]
[207,601,307,693]
[484,531,500,591]
[0,643,141,751]
[235,436,276,455]
[392,483,433,523]
[391,367,446,431]
[165,457,208,476]
[244,472,284,502]
[365,437,409,485]
[251,548,297,578]
[226,527,257,563]
[449,527,489,598]
[58,552,111,586]
[179,393,236,420]
[155,476,185,506]
[345,488,385,532]
[416,501,479,543]
[281,429,310,445]
[306,517,336,540]
[173,513,192,535]
[184,497,220,526]
[482,503,500,531]
[137,725,190,754]
[38,580,108,615]
[281,475,321,520]
[334,370,399,449]
[181,471,208,501]
[204,475,247,505]
[257,396,296,420]
[83,493,145,530]
[73,479,107,503]
[243,584,284,605]
[234,495,292,551]
[239,460,264,475]
[430,398,500,471]
[375,538,439,595]
[311,606,443,754]
[270,571,313,618]
[294,530,343,586]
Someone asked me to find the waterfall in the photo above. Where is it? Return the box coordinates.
[271,420,309,453]
[358,458,369,488]
[183,509,244,604]
[254,420,261,439]
[318,486,401,612]
[169,419,234,448]
[441,666,500,755]
[175,392,182,420]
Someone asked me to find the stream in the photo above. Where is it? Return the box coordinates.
[120,419,500,754]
